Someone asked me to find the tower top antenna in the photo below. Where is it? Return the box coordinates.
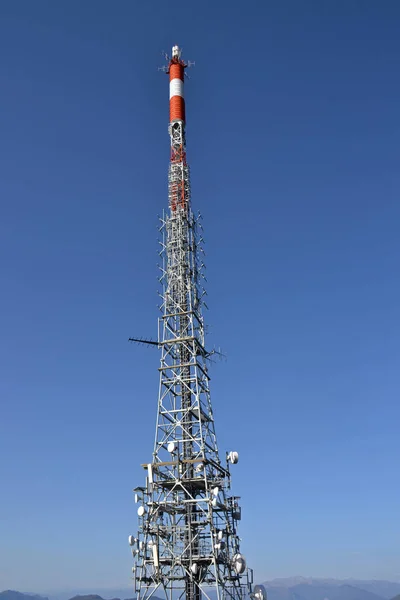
[171,44,181,59]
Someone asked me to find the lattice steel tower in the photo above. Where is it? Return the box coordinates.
[129,45,265,600]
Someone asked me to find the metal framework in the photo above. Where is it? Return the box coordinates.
[129,46,255,600]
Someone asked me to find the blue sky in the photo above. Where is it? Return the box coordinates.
[1,0,400,591]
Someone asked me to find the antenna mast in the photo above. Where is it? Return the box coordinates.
[129,45,264,600]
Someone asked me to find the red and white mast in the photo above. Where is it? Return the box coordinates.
[167,45,189,213]
[169,45,186,124]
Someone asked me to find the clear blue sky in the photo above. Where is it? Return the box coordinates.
[1,0,399,591]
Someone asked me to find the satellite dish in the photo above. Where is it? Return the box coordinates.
[212,486,219,496]
[253,585,267,600]
[232,553,246,574]
[167,441,176,453]
[137,505,146,517]
[191,563,198,575]
[128,535,135,546]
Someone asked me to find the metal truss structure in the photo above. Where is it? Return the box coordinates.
[129,46,259,600]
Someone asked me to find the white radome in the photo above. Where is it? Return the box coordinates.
[232,553,246,574]
[228,451,239,464]
[253,585,268,600]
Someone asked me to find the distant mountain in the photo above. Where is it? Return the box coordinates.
[263,579,400,600]
[42,591,132,600]
[328,581,400,600]
[263,583,383,600]
[356,585,400,600]
[0,592,49,600]
[65,596,162,600]
[68,596,119,600]
[69,596,120,600]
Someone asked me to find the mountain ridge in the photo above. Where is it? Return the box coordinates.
[2,580,400,600]
[262,579,400,600]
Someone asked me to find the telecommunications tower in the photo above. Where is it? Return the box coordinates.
[128,45,266,600]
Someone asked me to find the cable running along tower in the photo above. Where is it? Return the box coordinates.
[129,46,263,600]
